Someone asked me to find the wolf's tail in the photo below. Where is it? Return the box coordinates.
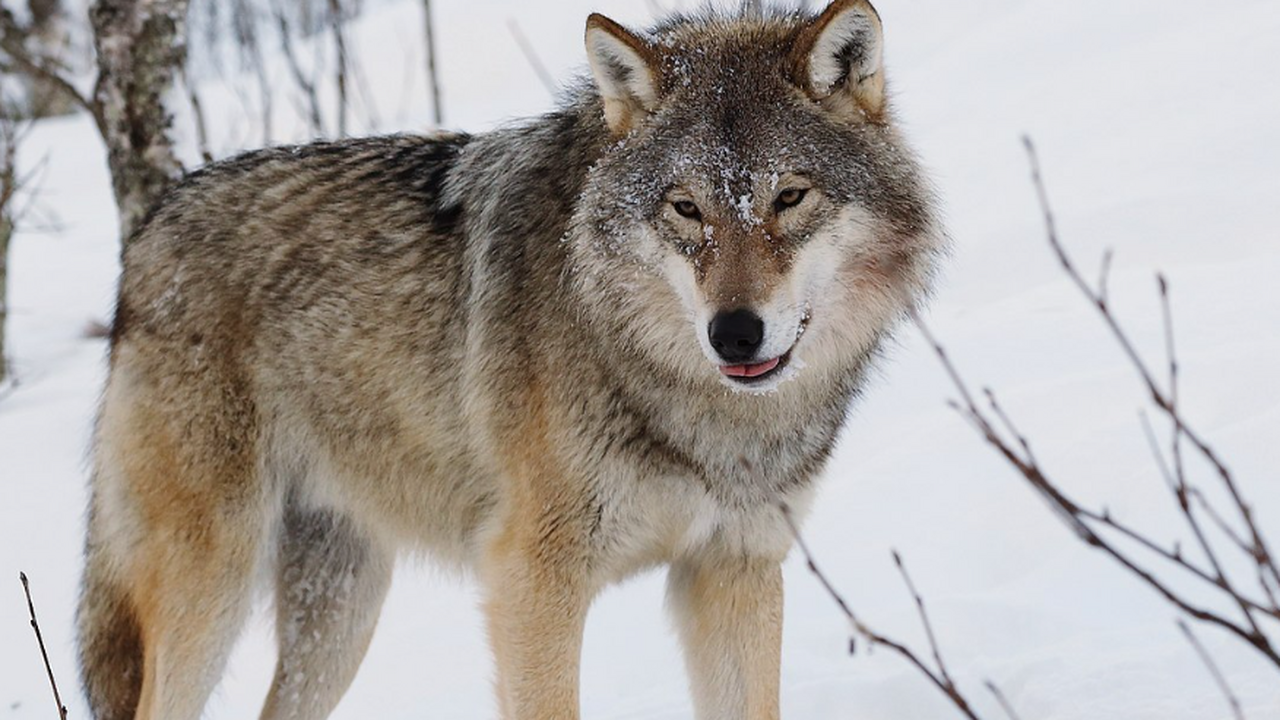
[77,516,144,720]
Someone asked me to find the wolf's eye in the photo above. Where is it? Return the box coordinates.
[774,188,809,213]
[672,200,702,221]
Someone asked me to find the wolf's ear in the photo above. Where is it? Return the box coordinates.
[585,14,663,136]
[792,0,885,121]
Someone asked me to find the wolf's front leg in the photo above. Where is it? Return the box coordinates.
[481,501,594,720]
[668,555,784,720]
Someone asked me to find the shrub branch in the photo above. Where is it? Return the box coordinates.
[20,572,68,720]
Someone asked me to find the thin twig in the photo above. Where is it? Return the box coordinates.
[1097,248,1114,305]
[912,309,1280,666]
[1025,137,1275,642]
[179,65,213,164]
[984,680,1023,720]
[909,139,1280,674]
[983,388,1036,465]
[1186,490,1251,557]
[1178,619,1245,720]
[1081,423,1275,619]
[1023,136,1280,600]
[248,30,274,145]
[1154,274,1268,640]
[347,43,381,132]
[893,551,958,694]
[327,0,349,137]
[0,9,96,118]
[422,0,443,126]
[780,504,985,720]
[20,573,68,720]
[274,5,323,136]
[507,20,557,97]
[1139,411,1179,495]
[779,503,860,648]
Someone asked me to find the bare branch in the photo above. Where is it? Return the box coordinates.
[422,0,443,126]
[779,503,861,646]
[347,43,381,132]
[892,550,976,716]
[1139,411,1179,494]
[179,65,213,164]
[0,8,96,117]
[327,0,349,137]
[1184,491,1250,557]
[1082,419,1274,619]
[914,305,1280,664]
[274,5,323,136]
[247,27,274,146]
[1152,274,1269,641]
[982,387,1036,466]
[781,504,986,720]
[1022,137,1279,599]
[507,20,556,97]
[1097,248,1114,305]
[984,680,1023,720]
[1178,619,1246,720]
[909,139,1280,678]
[20,572,69,720]
[894,552,951,687]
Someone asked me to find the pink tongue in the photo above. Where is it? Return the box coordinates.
[719,356,781,378]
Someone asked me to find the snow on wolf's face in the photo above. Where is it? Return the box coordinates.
[571,3,943,393]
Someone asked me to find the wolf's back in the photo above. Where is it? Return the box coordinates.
[112,134,472,348]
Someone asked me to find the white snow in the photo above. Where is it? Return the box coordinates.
[2,0,1279,718]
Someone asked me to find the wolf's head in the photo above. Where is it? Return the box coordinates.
[569,0,943,394]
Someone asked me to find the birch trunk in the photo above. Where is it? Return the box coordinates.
[0,115,14,387]
[0,213,9,386]
[89,0,188,242]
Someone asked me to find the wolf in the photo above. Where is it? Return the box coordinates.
[78,1,943,718]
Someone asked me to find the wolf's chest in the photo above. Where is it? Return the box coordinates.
[585,435,821,582]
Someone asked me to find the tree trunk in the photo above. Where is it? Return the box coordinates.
[0,113,15,387]
[90,0,188,242]
[0,212,9,387]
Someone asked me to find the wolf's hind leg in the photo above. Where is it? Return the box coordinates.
[124,499,266,720]
[667,555,783,720]
[258,502,393,720]
[86,382,270,720]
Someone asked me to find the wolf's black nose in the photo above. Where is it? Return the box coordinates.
[709,309,764,363]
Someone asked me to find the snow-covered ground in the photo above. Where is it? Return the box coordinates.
[3,1,1278,718]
